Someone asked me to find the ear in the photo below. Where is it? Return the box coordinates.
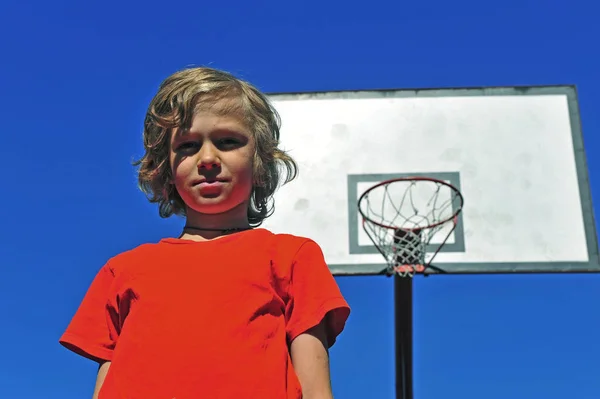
[252,169,264,187]
[165,168,175,184]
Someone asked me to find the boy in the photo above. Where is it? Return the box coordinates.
[60,67,351,399]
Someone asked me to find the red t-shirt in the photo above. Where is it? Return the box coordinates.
[59,228,350,399]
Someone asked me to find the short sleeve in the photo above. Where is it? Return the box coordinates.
[59,264,119,362]
[285,240,350,347]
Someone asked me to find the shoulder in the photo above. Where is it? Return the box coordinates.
[263,231,327,269]
[102,241,167,275]
[239,228,319,254]
[268,231,322,255]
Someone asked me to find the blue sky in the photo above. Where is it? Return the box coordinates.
[1,1,599,398]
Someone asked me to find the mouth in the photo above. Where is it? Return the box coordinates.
[193,178,229,186]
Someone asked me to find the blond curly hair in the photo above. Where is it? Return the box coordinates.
[134,67,297,226]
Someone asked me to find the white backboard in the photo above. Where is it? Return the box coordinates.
[262,86,599,275]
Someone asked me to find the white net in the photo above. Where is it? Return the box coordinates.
[358,178,463,277]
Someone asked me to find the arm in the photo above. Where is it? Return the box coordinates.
[92,361,111,399]
[289,319,334,399]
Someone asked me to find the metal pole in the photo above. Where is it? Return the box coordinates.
[394,274,413,399]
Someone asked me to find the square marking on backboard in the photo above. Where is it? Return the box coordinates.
[348,172,466,255]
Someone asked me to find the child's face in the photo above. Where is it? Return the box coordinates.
[169,99,255,219]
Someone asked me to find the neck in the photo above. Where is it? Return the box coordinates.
[180,203,251,241]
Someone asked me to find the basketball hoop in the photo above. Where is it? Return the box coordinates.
[358,177,464,277]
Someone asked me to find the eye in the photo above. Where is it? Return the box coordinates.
[217,138,241,147]
[176,141,199,151]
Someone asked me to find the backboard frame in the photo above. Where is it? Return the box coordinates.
[267,85,600,276]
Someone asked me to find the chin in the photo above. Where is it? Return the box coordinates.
[187,197,247,215]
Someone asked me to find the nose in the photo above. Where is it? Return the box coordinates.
[197,142,220,170]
